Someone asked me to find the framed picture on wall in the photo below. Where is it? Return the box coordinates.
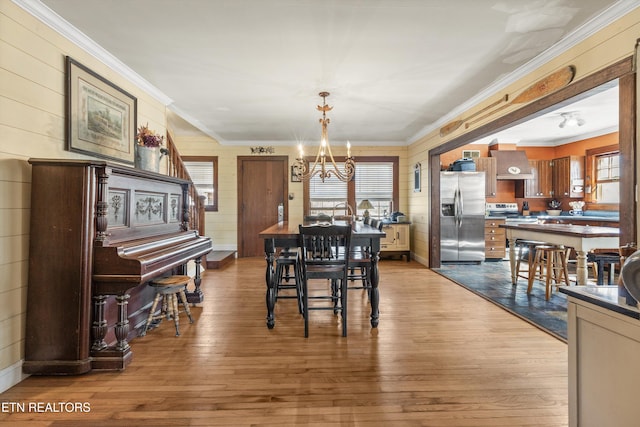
[66,56,137,164]
[414,163,421,192]
[291,165,302,182]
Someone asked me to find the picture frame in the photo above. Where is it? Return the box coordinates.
[414,163,421,192]
[66,56,137,164]
[291,165,302,182]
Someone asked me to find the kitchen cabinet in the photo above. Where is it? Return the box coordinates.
[515,159,552,198]
[381,223,410,261]
[563,290,640,427]
[552,155,584,198]
[484,219,505,259]
[473,157,497,196]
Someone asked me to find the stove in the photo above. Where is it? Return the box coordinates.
[486,203,539,224]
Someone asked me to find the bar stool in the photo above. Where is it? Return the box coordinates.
[514,239,545,284]
[141,275,194,337]
[527,245,570,300]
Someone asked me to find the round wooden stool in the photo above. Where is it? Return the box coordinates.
[527,245,570,300]
[141,275,194,337]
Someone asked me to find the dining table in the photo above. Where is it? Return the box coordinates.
[258,220,386,329]
[501,223,620,286]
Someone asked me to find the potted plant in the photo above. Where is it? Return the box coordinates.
[547,199,562,216]
[135,124,167,172]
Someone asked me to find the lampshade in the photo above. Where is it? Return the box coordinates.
[358,199,374,210]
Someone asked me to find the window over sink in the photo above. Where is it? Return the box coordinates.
[585,144,619,207]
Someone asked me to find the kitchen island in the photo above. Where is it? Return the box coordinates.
[501,223,619,285]
[559,285,640,427]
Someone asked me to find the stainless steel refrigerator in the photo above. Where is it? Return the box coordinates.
[440,171,486,262]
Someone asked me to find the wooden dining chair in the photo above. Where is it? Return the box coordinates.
[347,219,383,297]
[274,247,303,313]
[298,223,352,337]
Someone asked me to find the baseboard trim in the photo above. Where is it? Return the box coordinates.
[0,360,28,393]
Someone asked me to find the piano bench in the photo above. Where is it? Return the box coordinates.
[140,275,194,337]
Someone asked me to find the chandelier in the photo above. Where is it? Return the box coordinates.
[295,92,355,182]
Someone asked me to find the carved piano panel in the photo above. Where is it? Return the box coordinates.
[24,159,212,375]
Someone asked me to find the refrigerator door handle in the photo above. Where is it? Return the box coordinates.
[458,188,464,227]
[454,188,461,228]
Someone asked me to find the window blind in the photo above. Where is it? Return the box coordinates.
[355,162,393,201]
[309,163,348,200]
[183,161,215,205]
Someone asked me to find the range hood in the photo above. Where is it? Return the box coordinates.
[490,150,534,180]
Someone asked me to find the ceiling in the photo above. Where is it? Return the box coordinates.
[26,0,638,146]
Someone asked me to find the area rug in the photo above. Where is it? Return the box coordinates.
[433,260,568,342]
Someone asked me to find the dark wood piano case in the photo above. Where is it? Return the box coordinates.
[24,159,212,375]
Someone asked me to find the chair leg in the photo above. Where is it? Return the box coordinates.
[332,279,340,314]
[561,251,571,288]
[607,263,616,285]
[178,289,194,323]
[515,244,524,284]
[303,278,309,338]
[141,293,162,336]
[341,278,348,337]
[527,249,542,295]
[171,293,180,336]
[293,261,303,315]
[274,261,283,298]
[545,252,553,301]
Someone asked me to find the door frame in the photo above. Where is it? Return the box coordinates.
[237,155,289,257]
[429,56,636,268]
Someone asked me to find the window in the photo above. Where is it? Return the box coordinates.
[594,152,619,204]
[355,162,394,218]
[304,156,398,218]
[585,144,619,206]
[307,166,348,217]
[182,156,218,211]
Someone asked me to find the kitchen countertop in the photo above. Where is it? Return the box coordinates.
[559,286,640,320]
[380,219,412,225]
[485,213,619,222]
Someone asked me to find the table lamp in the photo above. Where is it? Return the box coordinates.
[358,199,374,219]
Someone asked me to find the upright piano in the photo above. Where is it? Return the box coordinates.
[24,159,212,375]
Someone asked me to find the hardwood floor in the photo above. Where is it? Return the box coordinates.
[0,258,568,426]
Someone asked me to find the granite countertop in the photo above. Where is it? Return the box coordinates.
[485,211,619,222]
[537,213,619,222]
[559,286,640,319]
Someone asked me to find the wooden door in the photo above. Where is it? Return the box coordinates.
[237,156,288,257]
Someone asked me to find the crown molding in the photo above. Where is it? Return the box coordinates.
[12,0,173,106]
[409,0,640,145]
[166,104,225,142]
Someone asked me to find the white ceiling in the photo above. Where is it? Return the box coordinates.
[24,0,638,146]
[473,79,619,146]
